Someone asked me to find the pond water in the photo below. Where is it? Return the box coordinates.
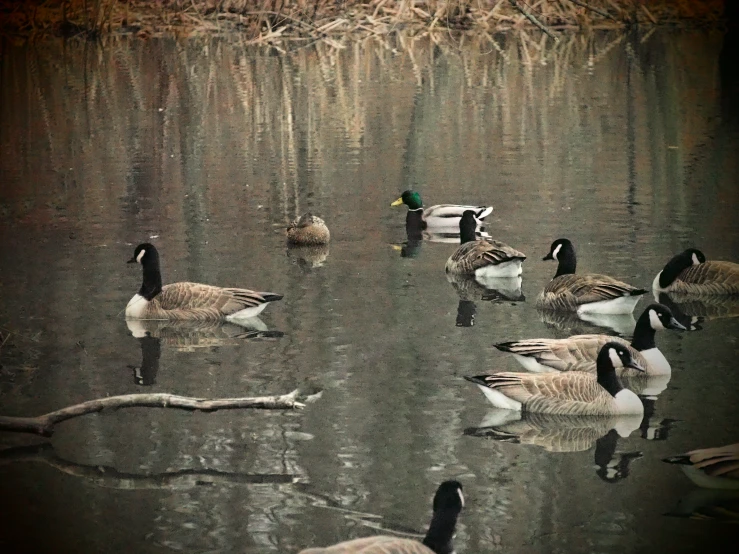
[1,30,738,554]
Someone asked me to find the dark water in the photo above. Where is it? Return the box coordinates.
[1,30,738,553]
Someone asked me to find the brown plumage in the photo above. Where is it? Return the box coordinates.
[538,238,646,313]
[125,243,282,321]
[536,273,646,312]
[298,480,464,554]
[287,213,331,245]
[654,248,739,294]
[465,343,645,416]
[664,443,739,489]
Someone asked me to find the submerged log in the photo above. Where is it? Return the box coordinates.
[0,390,305,437]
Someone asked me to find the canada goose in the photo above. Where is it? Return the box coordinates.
[664,443,739,490]
[287,213,330,246]
[537,238,647,314]
[125,319,284,350]
[655,290,738,327]
[465,342,645,416]
[445,211,526,278]
[653,248,739,295]
[298,480,464,554]
[391,190,493,230]
[495,303,686,376]
[664,488,739,523]
[125,243,282,321]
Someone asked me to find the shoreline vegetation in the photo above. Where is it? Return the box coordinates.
[0,0,728,42]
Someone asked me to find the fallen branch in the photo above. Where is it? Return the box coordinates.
[509,0,559,41]
[0,390,305,437]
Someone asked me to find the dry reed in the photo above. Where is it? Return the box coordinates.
[0,0,727,41]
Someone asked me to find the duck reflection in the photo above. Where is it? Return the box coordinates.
[287,244,330,268]
[654,291,739,329]
[538,309,636,337]
[126,318,284,350]
[447,274,524,328]
[464,411,643,483]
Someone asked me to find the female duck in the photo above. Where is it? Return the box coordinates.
[653,248,739,295]
[391,189,493,230]
[445,210,526,278]
[495,303,686,376]
[537,238,647,314]
[286,213,330,246]
[465,342,646,416]
[125,243,282,321]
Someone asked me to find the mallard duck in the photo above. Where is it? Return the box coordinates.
[536,238,647,314]
[125,243,282,321]
[653,248,739,295]
[287,213,330,246]
[495,303,685,376]
[391,190,493,230]
[465,342,645,416]
[445,211,526,278]
[298,480,464,554]
[664,443,739,489]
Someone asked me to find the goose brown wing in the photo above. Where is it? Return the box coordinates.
[159,283,269,314]
[545,274,645,303]
[448,240,525,272]
[677,261,739,294]
[299,536,433,553]
[483,372,609,414]
[687,444,739,478]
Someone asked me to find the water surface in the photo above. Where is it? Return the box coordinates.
[1,30,738,553]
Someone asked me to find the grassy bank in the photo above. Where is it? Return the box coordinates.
[0,0,727,41]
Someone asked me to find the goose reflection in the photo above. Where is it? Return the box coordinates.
[129,334,161,386]
[664,488,739,523]
[447,274,524,328]
[464,411,643,483]
[654,291,739,329]
[391,227,493,259]
[126,318,284,351]
[287,244,330,268]
[538,309,637,337]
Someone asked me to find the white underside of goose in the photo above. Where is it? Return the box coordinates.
[576,295,642,315]
[612,389,645,414]
[226,304,269,320]
[652,271,666,292]
[473,275,522,295]
[475,385,523,411]
[475,260,523,279]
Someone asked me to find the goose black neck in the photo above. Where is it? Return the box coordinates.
[139,254,163,301]
[596,351,623,398]
[422,507,459,554]
[630,311,656,351]
[459,216,478,245]
[659,252,691,288]
[554,247,577,277]
[406,210,425,238]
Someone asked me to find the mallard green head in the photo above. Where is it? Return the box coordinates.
[391,190,423,210]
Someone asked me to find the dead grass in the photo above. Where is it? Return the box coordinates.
[0,0,727,41]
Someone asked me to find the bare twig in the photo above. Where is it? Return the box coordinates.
[0,390,305,437]
[567,0,618,22]
[508,0,559,42]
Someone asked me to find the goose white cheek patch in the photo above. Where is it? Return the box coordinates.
[692,253,700,265]
[608,348,623,368]
[649,310,665,330]
[457,488,465,508]
[551,244,562,260]
[137,249,146,263]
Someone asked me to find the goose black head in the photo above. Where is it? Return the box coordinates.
[543,238,576,276]
[657,248,707,289]
[127,243,159,265]
[600,342,645,373]
[645,303,686,331]
[459,210,479,244]
[432,480,465,513]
